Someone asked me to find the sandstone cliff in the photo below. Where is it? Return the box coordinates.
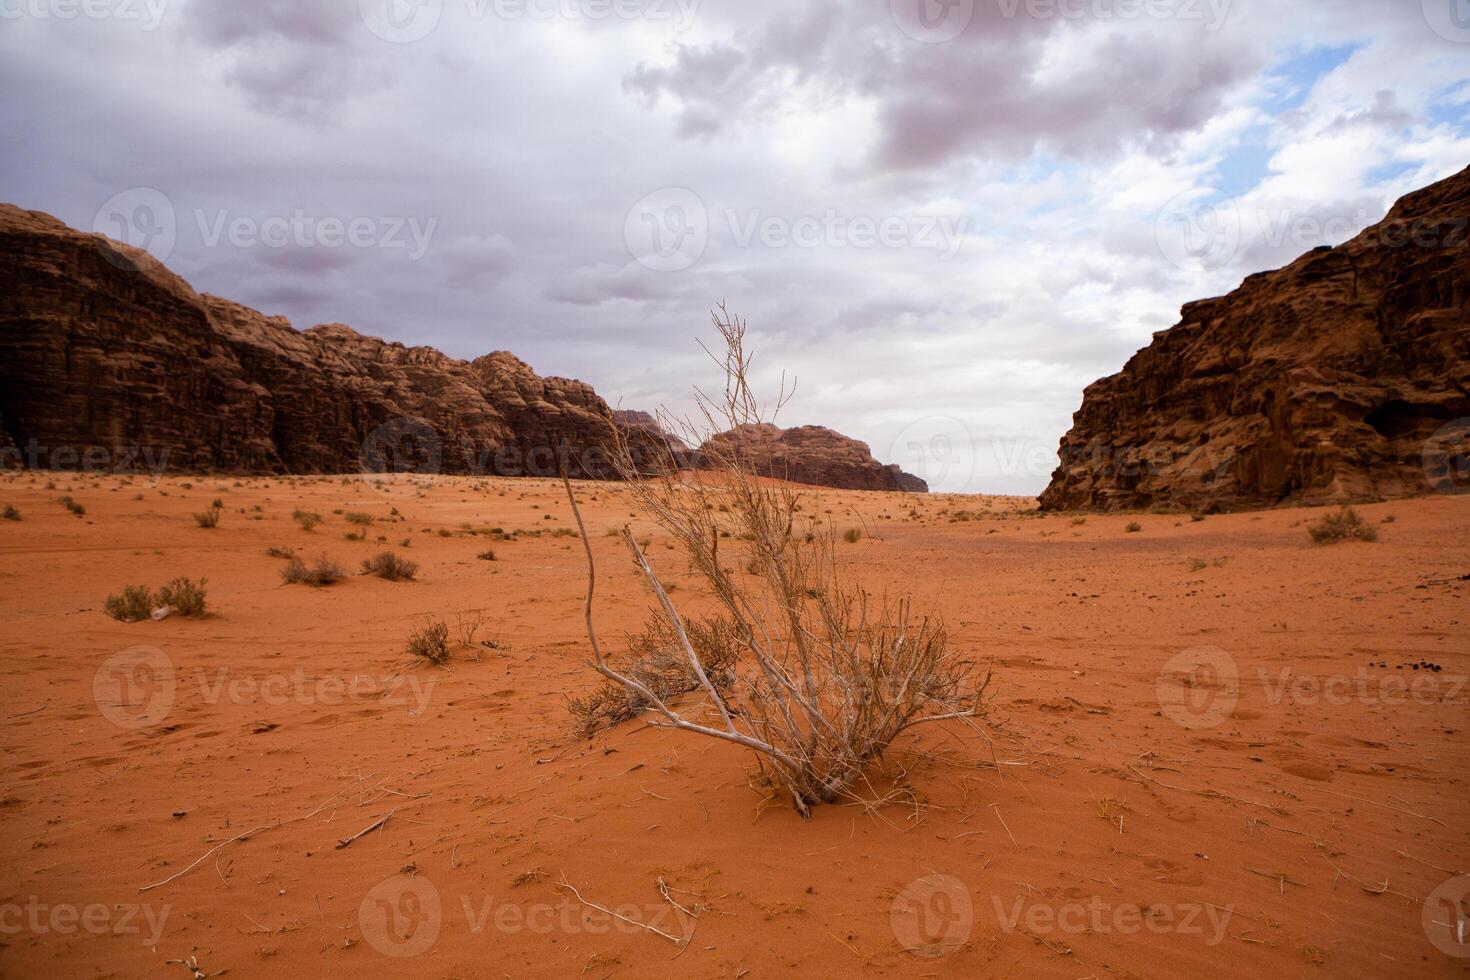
[0,204,656,478]
[699,423,928,493]
[1041,166,1470,512]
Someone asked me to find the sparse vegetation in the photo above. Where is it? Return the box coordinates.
[406,620,451,665]
[1308,507,1378,545]
[1126,521,1142,533]
[563,308,990,816]
[60,496,85,516]
[281,555,346,586]
[104,578,207,620]
[344,511,374,529]
[193,502,222,528]
[292,510,322,531]
[2,504,18,521]
[361,551,418,581]
[157,577,208,617]
[104,585,155,623]
[477,549,497,561]
[568,612,739,740]
[266,546,295,559]
[842,527,863,544]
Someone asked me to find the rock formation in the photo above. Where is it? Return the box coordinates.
[0,204,662,478]
[1041,166,1470,512]
[698,423,928,493]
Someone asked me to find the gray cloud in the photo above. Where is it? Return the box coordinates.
[0,0,1463,492]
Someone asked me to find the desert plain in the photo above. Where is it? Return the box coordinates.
[0,470,1466,978]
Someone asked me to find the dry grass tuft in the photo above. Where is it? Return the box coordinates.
[2,504,19,521]
[157,577,208,617]
[361,551,418,581]
[1308,507,1378,545]
[104,585,155,623]
[193,501,222,528]
[292,509,322,531]
[568,612,738,739]
[281,555,346,586]
[407,621,451,665]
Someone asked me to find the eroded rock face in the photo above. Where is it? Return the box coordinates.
[1041,166,1470,512]
[699,423,928,493]
[0,203,656,478]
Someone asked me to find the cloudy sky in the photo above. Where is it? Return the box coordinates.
[2,0,1467,492]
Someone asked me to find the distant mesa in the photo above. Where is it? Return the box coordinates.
[1042,165,1470,512]
[697,423,928,494]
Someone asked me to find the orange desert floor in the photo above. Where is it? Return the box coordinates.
[0,471,1466,979]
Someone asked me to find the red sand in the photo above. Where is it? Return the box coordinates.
[0,471,1466,978]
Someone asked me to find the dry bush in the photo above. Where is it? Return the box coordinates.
[157,577,208,617]
[564,306,989,816]
[266,545,295,559]
[568,611,739,739]
[293,509,322,531]
[407,620,451,665]
[281,555,346,586]
[1125,521,1142,533]
[61,496,85,516]
[842,527,862,544]
[105,585,155,622]
[344,511,374,529]
[2,504,19,521]
[361,551,418,581]
[193,502,222,528]
[1308,507,1378,545]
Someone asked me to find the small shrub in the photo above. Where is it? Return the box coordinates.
[361,551,418,581]
[61,496,85,516]
[266,546,295,559]
[2,504,18,521]
[1070,517,1086,526]
[193,503,222,528]
[281,555,346,586]
[105,585,155,623]
[293,510,322,531]
[1307,507,1378,545]
[407,621,451,665]
[477,549,497,561]
[568,613,739,739]
[1125,521,1142,533]
[344,511,374,528]
[1190,513,1206,523]
[842,528,863,544]
[157,577,208,617]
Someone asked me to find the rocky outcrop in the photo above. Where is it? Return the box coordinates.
[0,204,658,477]
[1041,166,1470,512]
[698,423,928,492]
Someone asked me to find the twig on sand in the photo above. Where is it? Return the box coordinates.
[140,826,269,893]
[1243,866,1307,893]
[990,803,1018,848]
[335,809,395,849]
[1314,788,1447,828]
[557,874,685,944]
